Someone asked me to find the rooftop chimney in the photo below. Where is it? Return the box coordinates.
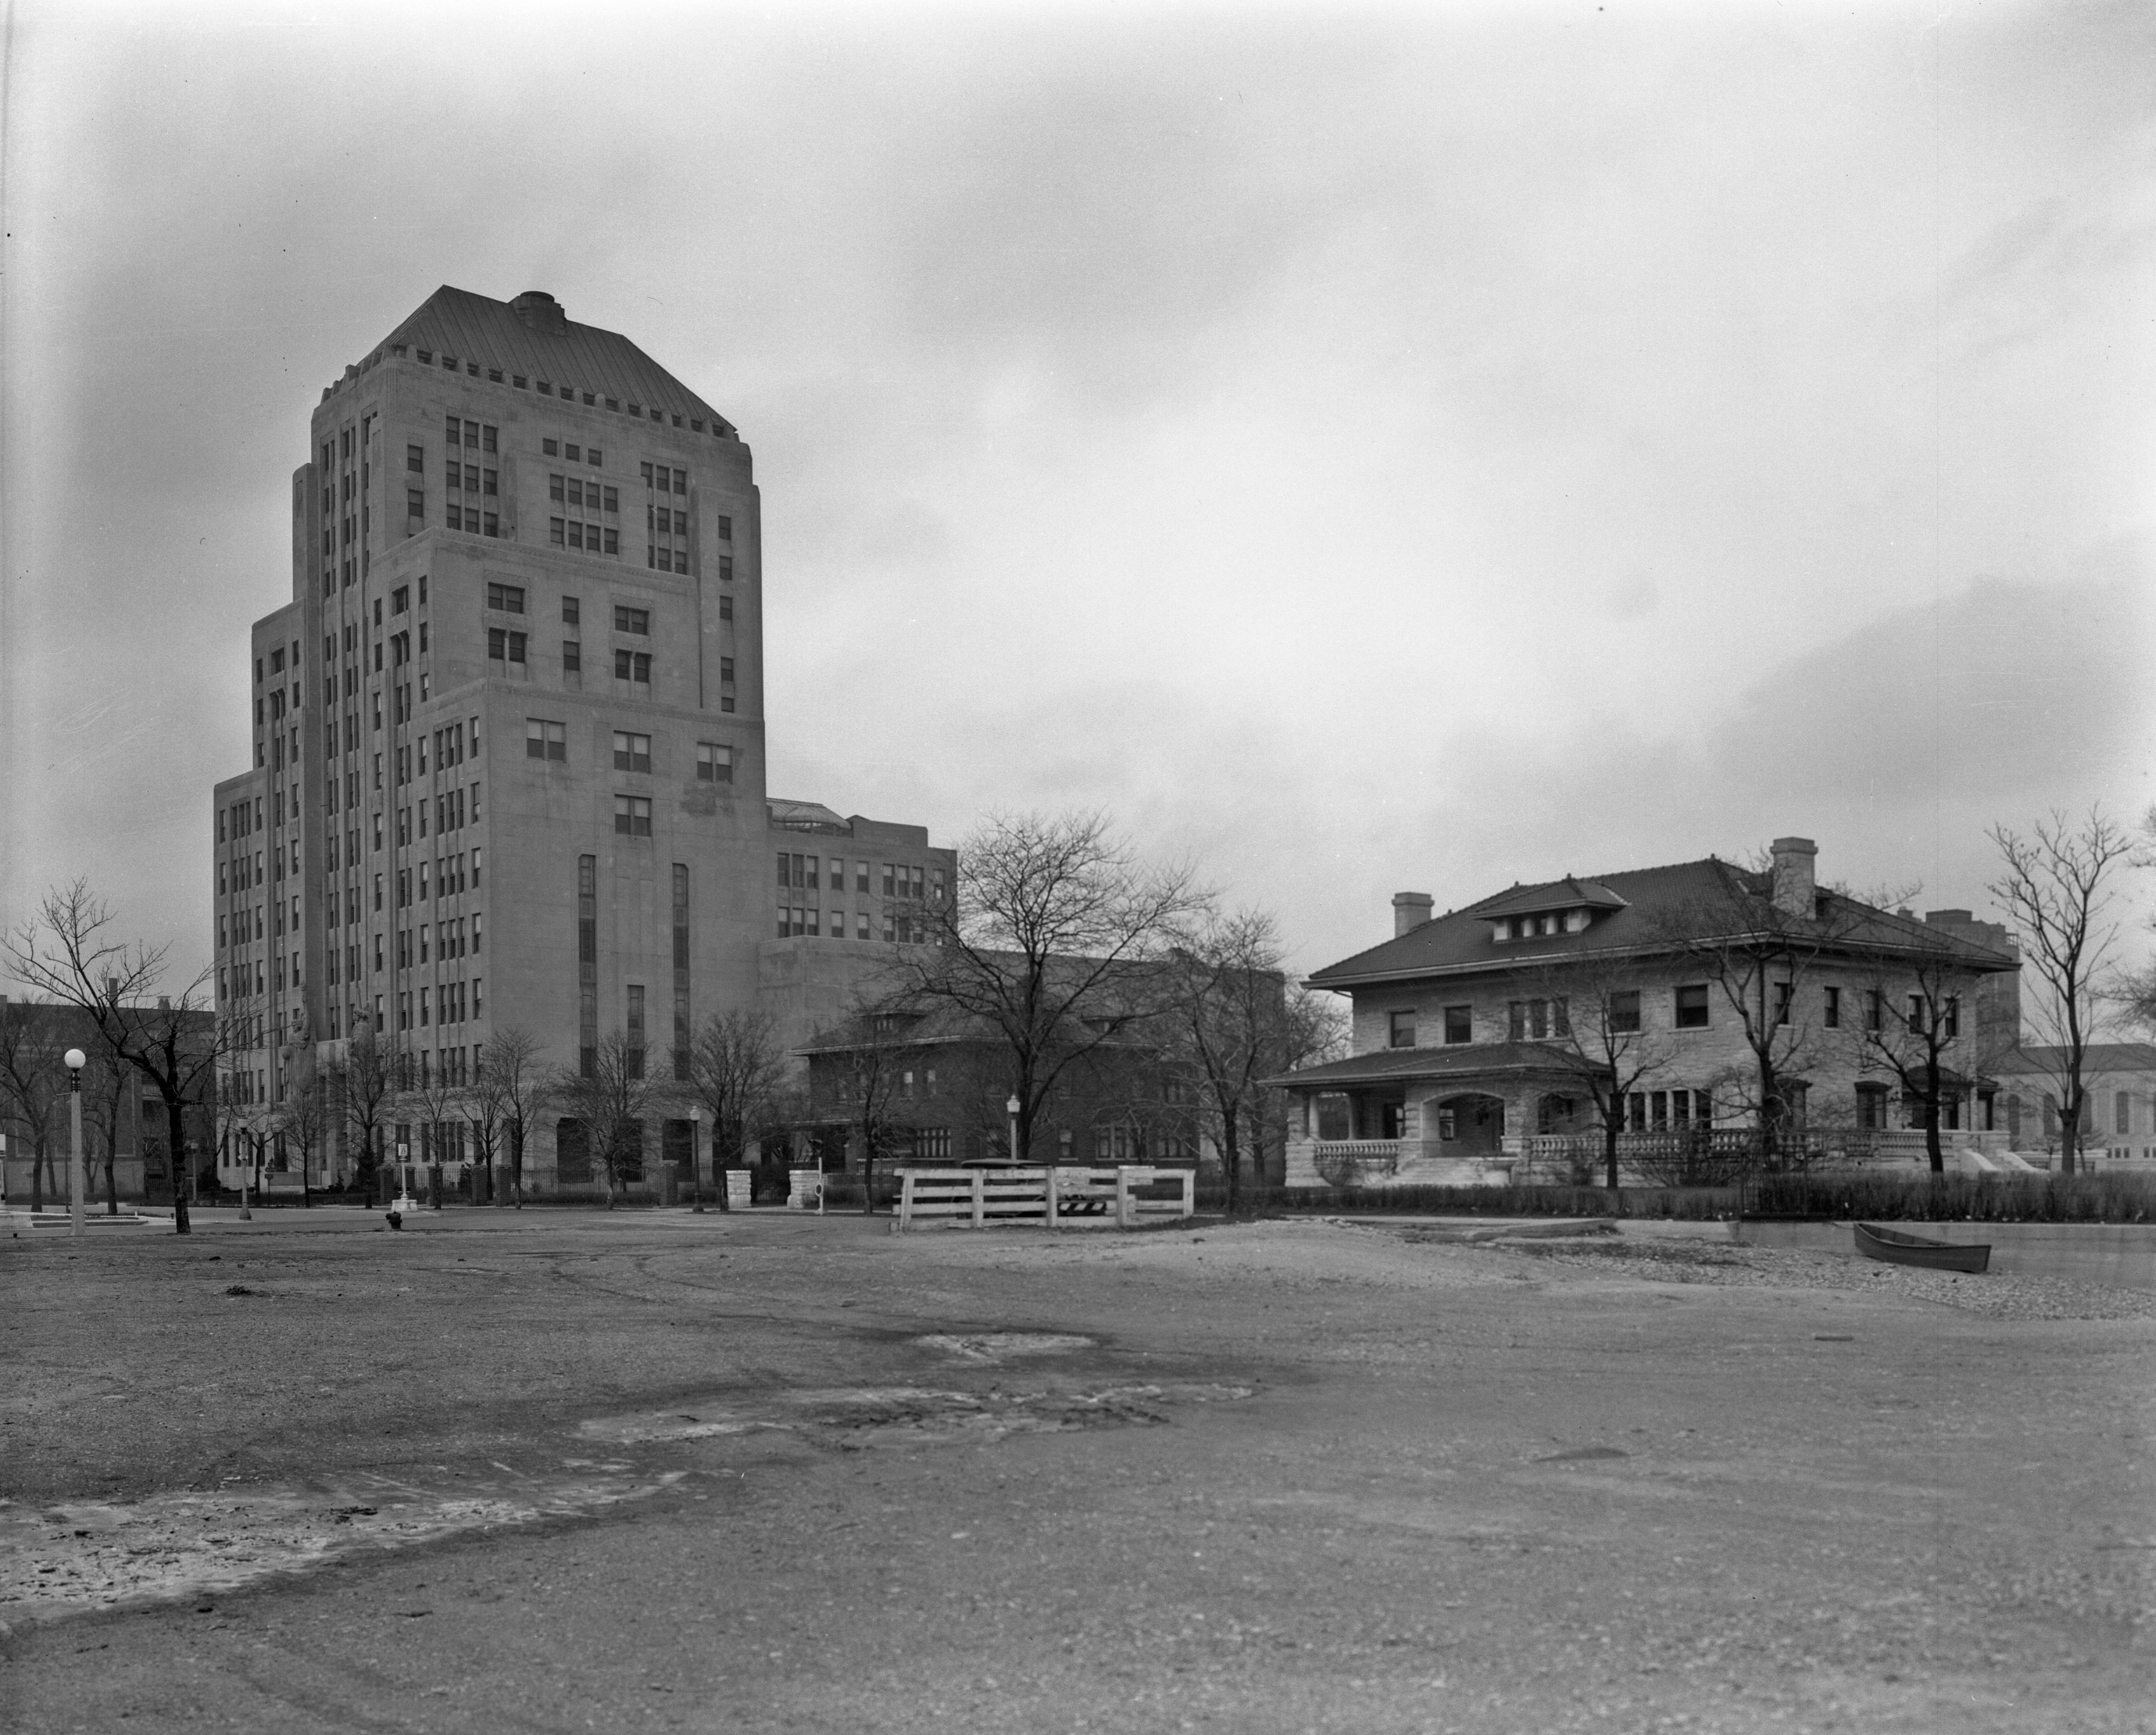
[1393,892,1435,937]
[1769,837,1817,920]
[510,290,567,333]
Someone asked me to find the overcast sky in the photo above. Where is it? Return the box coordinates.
[2,0,2151,988]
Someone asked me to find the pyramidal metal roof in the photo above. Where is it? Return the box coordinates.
[374,286,735,437]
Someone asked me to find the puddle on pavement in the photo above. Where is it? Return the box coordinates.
[580,1380,1253,1451]
[0,1471,681,1631]
[914,1332,1096,1361]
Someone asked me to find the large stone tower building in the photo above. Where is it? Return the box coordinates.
[212,287,951,1192]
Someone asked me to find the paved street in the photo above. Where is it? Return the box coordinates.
[3,1210,2151,1733]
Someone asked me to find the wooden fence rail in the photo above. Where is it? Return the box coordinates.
[896,1165,1195,1231]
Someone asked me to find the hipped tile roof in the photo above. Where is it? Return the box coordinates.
[1310,857,2019,989]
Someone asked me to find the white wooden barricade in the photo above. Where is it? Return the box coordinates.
[895,1165,1196,1231]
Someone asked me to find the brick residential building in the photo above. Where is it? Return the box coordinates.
[211,288,951,1197]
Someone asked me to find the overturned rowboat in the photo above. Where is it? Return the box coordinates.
[1853,1222,1991,1275]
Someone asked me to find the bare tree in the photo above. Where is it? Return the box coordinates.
[330,1027,398,1202]
[1658,857,1873,1167]
[80,1035,132,1215]
[1847,943,1997,1174]
[687,1010,788,1211]
[277,1072,328,1207]
[1529,953,1675,1192]
[1157,909,1297,1217]
[2115,806,2156,1038]
[0,997,66,1211]
[552,1031,653,1207]
[5,880,223,1232]
[807,996,930,1213]
[1989,808,2134,1175]
[400,1052,470,1207]
[474,1028,546,1207]
[900,810,1204,1164]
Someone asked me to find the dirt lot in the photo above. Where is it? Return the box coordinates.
[2,1208,2151,1733]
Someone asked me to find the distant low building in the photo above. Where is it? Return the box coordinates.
[796,999,1199,1179]
[0,997,215,1206]
[1989,1043,2156,1164]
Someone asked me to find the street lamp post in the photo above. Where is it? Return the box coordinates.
[688,1105,704,1214]
[1006,1094,1022,1164]
[65,1048,87,1238]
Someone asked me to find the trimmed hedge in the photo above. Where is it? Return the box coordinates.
[1257,1172,2155,1224]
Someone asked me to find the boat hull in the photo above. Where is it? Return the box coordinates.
[1854,1222,1991,1274]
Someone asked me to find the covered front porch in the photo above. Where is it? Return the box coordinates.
[1270,1043,1603,1189]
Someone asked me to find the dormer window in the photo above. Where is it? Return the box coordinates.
[1493,908,1592,943]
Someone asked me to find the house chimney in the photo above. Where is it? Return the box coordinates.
[1393,892,1434,937]
[1769,837,1816,920]
[510,290,567,333]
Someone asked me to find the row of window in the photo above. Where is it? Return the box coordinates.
[779,907,931,943]
[554,476,619,513]
[524,719,736,778]
[488,586,653,635]
[1384,985,1965,1047]
[777,856,937,900]
[552,519,618,554]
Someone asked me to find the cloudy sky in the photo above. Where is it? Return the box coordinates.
[2,0,2151,986]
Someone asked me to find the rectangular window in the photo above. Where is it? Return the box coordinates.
[1943,996,1960,1040]
[563,596,581,625]
[613,650,652,684]
[1606,989,1641,1034]
[612,731,653,772]
[563,639,581,672]
[719,656,735,684]
[695,742,732,782]
[406,444,424,474]
[486,584,525,613]
[526,718,567,761]
[625,985,645,1080]
[613,795,653,836]
[1865,989,1883,1032]
[1823,986,1841,1028]
[1387,1010,1415,1050]
[392,585,409,614]
[1675,985,1711,1030]
[1774,982,1793,1026]
[613,606,650,635]
[717,513,732,541]
[2118,1091,2132,1137]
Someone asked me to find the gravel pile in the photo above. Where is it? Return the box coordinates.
[1503,1236,2156,1321]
